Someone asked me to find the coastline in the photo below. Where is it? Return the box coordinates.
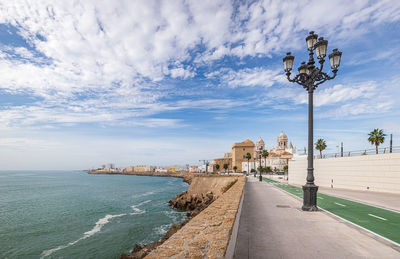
[88,170,243,258]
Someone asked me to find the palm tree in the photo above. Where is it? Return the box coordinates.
[315,138,327,158]
[283,165,288,173]
[245,152,251,174]
[223,163,229,174]
[262,150,269,167]
[368,128,386,154]
[215,164,220,173]
[233,166,237,173]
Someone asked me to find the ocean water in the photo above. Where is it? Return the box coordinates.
[0,171,188,259]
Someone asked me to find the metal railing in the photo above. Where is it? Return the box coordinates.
[314,146,400,159]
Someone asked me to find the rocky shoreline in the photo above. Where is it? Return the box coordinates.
[120,190,215,259]
[88,171,241,259]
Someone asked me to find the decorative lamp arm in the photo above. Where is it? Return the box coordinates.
[318,58,325,72]
[315,70,338,87]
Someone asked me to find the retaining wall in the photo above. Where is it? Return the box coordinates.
[144,176,246,258]
[289,153,400,194]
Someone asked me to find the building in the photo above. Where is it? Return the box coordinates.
[155,167,168,173]
[232,139,255,172]
[213,152,232,172]
[250,132,296,171]
[212,132,296,173]
[189,166,199,173]
[123,165,155,173]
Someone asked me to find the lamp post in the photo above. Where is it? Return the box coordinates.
[283,31,342,211]
[258,152,262,181]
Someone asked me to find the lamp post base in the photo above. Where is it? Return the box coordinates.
[259,174,262,181]
[302,184,319,211]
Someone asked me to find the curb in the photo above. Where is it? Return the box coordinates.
[225,177,246,259]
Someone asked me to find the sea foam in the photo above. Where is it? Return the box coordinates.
[130,200,151,215]
[41,213,126,258]
[132,191,155,198]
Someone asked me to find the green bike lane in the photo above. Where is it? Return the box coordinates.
[262,177,400,245]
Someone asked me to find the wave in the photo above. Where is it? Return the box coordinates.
[154,224,171,236]
[163,210,185,224]
[132,191,155,198]
[130,200,151,215]
[41,213,126,258]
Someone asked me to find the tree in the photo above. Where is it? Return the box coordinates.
[233,166,237,173]
[262,150,269,167]
[368,128,386,154]
[215,164,220,172]
[245,152,252,174]
[315,138,327,158]
[283,165,288,173]
[265,166,272,174]
[223,163,229,174]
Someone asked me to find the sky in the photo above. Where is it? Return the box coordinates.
[0,0,399,170]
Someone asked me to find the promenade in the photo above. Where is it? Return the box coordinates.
[267,175,400,213]
[233,176,400,259]
[318,186,400,213]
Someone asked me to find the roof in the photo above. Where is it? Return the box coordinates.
[232,139,255,147]
[278,132,288,139]
[243,139,254,144]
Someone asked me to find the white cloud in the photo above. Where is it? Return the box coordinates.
[295,82,377,107]
[264,78,398,119]
[208,67,284,88]
[169,67,195,79]
[0,0,398,128]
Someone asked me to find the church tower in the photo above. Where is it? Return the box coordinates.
[255,137,265,158]
[277,132,288,151]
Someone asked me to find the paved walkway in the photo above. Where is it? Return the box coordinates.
[265,175,400,212]
[318,186,400,212]
[233,176,400,259]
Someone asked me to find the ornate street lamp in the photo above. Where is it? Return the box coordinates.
[283,31,342,211]
[258,152,262,182]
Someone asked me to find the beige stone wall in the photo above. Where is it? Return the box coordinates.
[145,176,246,258]
[187,175,240,198]
[289,153,400,194]
[232,145,255,172]
[213,157,232,172]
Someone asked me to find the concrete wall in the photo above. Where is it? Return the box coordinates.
[288,153,400,194]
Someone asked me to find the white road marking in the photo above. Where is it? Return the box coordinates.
[334,202,346,207]
[368,214,387,221]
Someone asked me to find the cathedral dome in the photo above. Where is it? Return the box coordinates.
[278,132,288,140]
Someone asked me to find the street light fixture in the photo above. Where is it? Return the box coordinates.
[258,152,262,182]
[283,31,342,211]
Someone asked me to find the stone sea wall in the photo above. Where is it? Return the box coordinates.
[144,175,245,258]
[89,171,246,258]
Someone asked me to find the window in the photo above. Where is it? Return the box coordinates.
[243,148,245,151]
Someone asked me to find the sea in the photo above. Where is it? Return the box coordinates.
[0,170,188,259]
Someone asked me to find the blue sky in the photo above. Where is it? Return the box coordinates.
[0,0,399,169]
